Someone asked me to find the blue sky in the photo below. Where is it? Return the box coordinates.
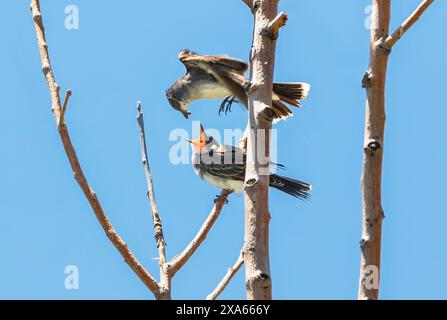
[1,0,446,299]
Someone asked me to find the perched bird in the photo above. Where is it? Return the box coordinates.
[187,125,311,200]
[166,49,310,120]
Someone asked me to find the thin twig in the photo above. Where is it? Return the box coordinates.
[30,0,161,299]
[168,189,232,277]
[137,102,167,250]
[383,0,434,51]
[136,101,170,299]
[207,251,244,300]
[60,89,72,125]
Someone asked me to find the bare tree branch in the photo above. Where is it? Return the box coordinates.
[242,0,284,300]
[30,0,161,299]
[261,11,288,40]
[168,189,232,277]
[32,0,235,300]
[358,0,432,300]
[136,102,170,299]
[206,251,244,300]
[358,0,391,301]
[383,0,434,51]
[136,102,231,297]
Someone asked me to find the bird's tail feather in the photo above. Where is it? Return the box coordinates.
[269,174,312,200]
[273,82,310,102]
[271,82,310,120]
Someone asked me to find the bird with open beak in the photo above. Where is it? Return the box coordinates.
[166,49,310,120]
[187,124,312,200]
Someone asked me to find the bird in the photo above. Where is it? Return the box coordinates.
[166,49,310,120]
[187,124,311,200]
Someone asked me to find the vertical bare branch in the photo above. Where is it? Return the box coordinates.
[242,0,284,300]
[358,0,390,300]
[30,0,161,298]
[206,251,244,300]
[136,102,170,299]
[136,102,230,296]
[359,0,432,300]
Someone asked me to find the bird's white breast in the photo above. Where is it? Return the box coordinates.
[200,170,245,192]
[195,80,232,100]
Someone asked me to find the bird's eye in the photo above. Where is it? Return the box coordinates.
[207,136,214,143]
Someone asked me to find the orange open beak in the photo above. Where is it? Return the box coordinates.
[187,124,207,151]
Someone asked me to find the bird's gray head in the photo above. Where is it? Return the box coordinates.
[165,84,191,119]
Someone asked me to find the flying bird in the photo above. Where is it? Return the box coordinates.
[187,124,311,200]
[166,49,310,120]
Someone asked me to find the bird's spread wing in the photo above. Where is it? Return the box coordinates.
[178,50,249,106]
[179,49,248,74]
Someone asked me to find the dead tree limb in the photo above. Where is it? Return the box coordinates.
[137,103,230,298]
[30,0,161,298]
[358,0,433,300]
[136,102,170,299]
[31,0,230,300]
[383,0,434,51]
[206,250,244,300]
[241,0,285,300]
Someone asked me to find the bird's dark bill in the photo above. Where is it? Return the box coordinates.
[182,110,190,119]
